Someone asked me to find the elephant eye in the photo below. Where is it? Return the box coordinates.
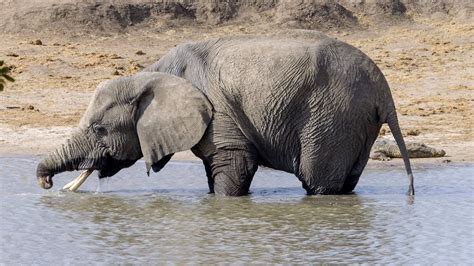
[92,124,108,136]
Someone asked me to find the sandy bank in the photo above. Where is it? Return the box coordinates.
[0,1,472,167]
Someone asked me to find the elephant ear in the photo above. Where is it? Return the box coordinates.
[134,73,212,174]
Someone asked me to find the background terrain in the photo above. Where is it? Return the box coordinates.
[0,0,472,164]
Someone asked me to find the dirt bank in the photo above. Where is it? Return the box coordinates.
[0,0,472,35]
[0,1,472,166]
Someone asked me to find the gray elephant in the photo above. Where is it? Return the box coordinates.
[37,31,415,196]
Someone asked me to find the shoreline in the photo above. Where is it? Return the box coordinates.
[2,128,472,170]
[2,151,472,172]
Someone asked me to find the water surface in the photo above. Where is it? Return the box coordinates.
[1,157,473,264]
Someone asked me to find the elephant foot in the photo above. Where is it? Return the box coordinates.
[214,173,251,196]
[210,149,258,197]
[306,186,341,195]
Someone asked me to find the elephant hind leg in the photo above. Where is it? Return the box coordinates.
[341,126,381,193]
[340,172,361,194]
[296,149,362,195]
[296,159,347,195]
[298,150,372,195]
[340,156,369,194]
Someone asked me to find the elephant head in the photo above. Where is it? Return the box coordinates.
[36,72,212,190]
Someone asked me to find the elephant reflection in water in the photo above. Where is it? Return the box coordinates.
[40,193,379,263]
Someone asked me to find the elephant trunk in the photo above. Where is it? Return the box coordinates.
[36,131,100,189]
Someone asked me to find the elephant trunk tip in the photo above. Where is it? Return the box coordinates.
[36,162,54,189]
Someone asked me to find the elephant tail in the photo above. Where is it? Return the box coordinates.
[387,110,415,195]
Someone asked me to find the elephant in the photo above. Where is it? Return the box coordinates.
[36,30,415,196]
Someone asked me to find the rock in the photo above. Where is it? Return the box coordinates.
[370,151,392,161]
[112,70,121,76]
[6,52,19,57]
[340,0,407,17]
[135,50,146,55]
[27,105,35,110]
[109,54,122,59]
[275,0,357,29]
[129,62,143,71]
[399,56,413,61]
[370,139,446,160]
[195,1,238,25]
[406,129,420,136]
[29,40,43,45]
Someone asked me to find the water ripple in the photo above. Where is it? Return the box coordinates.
[0,157,473,264]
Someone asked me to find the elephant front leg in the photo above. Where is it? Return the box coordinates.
[211,149,258,196]
[193,111,259,196]
[203,161,214,193]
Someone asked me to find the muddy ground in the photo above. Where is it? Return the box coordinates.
[0,1,472,167]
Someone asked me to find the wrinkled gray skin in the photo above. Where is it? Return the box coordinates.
[37,31,414,196]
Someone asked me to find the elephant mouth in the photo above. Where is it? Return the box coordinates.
[97,157,137,179]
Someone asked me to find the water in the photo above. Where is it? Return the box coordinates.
[1,156,473,264]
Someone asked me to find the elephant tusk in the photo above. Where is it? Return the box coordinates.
[62,169,94,192]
